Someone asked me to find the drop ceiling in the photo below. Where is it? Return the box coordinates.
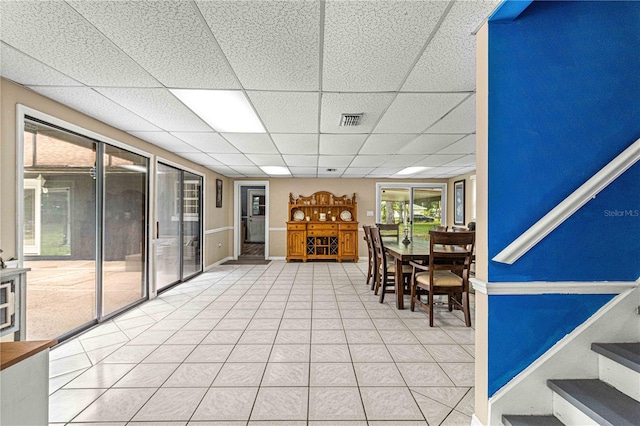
[0,0,500,179]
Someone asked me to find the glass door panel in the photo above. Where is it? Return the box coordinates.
[182,172,202,279]
[23,120,97,340]
[411,187,443,239]
[103,146,147,316]
[156,163,181,290]
[380,186,410,237]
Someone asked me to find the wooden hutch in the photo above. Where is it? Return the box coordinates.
[286,191,358,262]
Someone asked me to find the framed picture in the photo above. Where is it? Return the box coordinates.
[216,179,223,208]
[454,180,465,225]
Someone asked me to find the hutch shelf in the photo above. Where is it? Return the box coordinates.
[286,191,358,262]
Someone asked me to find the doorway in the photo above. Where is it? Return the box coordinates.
[234,181,269,260]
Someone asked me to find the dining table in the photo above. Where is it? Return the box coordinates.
[383,238,471,310]
[383,238,431,310]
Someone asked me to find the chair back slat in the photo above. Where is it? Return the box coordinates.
[376,223,400,242]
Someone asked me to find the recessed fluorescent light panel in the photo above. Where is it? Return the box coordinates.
[171,89,265,133]
[396,166,429,175]
[260,166,291,176]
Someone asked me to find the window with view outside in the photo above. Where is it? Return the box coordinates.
[379,185,443,240]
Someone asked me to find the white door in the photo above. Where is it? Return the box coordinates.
[246,189,265,243]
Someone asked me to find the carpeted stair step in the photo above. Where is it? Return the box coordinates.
[547,379,640,426]
[502,414,564,426]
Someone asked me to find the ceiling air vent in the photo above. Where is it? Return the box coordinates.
[339,113,363,127]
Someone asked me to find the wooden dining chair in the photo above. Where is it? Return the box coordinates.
[376,223,400,242]
[409,230,475,327]
[370,227,412,303]
[362,225,377,289]
[433,225,448,232]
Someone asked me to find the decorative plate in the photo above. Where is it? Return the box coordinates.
[293,210,305,221]
[340,210,352,221]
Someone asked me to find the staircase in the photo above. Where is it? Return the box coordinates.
[502,342,640,426]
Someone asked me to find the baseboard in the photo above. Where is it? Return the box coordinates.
[268,256,286,261]
[205,257,233,270]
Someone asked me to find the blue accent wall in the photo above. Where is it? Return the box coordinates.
[488,0,640,282]
[488,293,615,395]
[486,1,640,396]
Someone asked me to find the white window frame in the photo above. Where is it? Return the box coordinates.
[375,182,448,226]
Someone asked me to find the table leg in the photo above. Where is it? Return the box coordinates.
[395,256,404,309]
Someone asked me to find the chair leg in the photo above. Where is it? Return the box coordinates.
[373,267,381,295]
[379,274,387,303]
[462,292,471,327]
[428,290,434,327]
[410,282,416,311]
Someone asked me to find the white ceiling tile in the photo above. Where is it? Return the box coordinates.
[317,168,345,176]
[248,92,319,133]
[358,134,418,155]
[349,155,388,168]
[129,131,199,152]
[343,167,375,175]
[221,133,278,154]
[319,134,367,155]
[323,1,447,91]
[289,167,318,177]
[398,134,464,155]
[0,1,159,87]
[197,1,320,90]
[374,93,468,134]
[421,166,467,176]
[206,165,239,176]
[384,155,424,167]
[420,155,465,167]
[321,93,394,133]
[442,154,476,168]
[210,153,254,166]
[436,134,476,154]
[454,166,477,175]
[175,152,221,166]
[170,132,239,153]
[271,134,318,155]
[370,167,404,177]
[283,155,318,167]
[318,155,354,168]
[427,95,476,133]
[68,1,238,89]
[96,88,212,132]
[403,0,500,92]
[1,43,81,86]
[245,154,285,167]
[30,86,160,132]
[229,166,267,177]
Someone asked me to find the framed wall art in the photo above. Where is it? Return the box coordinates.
[454,180,465,225]
[216,179,223,208]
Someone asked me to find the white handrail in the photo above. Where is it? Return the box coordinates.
[493,137,640,264]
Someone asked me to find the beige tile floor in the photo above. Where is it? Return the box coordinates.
[48,261,475,425]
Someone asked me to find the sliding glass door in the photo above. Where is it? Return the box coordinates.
[156,163,202,291]
[377,183,445,240]
[22,117,148,341]
[103,146,147,316]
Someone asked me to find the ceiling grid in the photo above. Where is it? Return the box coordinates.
[0,0,501,178]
